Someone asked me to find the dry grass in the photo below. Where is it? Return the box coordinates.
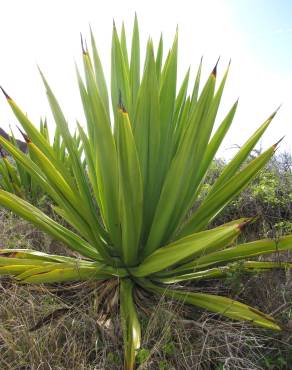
[0,210,291,369]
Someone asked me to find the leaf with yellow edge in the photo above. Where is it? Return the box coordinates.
[140,279,281,331]
[133,222,244,277]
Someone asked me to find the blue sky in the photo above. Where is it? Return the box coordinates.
[220,0,292,157]
[229,0,292,73]
[0,0,291,158]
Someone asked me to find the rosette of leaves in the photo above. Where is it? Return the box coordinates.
[0,17,291,370]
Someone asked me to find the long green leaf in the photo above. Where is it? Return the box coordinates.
[39,72,109,245]
[111,22,131,116]
[116,107,143,265]
[189,235,292,271]
[206,109,279,198]
[145,64,216,256]
[132,40,160,242]
[155,260,292,283]
[0,190,99,260]
[179,144,276,237]
[140,280,281,330]
[90,29,110,115]
[130,14,140,109]
[0,135,99,244]
[82,49,121,250]
[132,223,243,277]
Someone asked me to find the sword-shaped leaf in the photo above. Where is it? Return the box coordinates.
[0,190,99,260]
[39,72,109,245]
[206,109,279,198]
[132,40,160,241]
[141,280,281,330]
[130,14,140,109]
[133,222,244,277]
[82,48,121,250]
[90,28,110,115]
[155,34,163,80]
[116,106,143,265]
[163,235,292,276]
[155,261,292,284]
[0,249,127,282]
[179,144,276,237]
[145,64,216,256]
[111,22,131,117]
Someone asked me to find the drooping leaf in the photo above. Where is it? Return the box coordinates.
[141,279,281,330]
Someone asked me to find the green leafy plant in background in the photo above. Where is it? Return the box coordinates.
[205,152,292,239]
[261,352,292,370]
[0,118,78,204]
[0,17,291,370]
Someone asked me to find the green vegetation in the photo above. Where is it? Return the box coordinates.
[0,18,291,369]
[205,151,292,239]
[0,119,77,204]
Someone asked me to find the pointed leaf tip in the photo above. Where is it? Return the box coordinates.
[118,89,127,113]
[269,105,282,121]
[0,86,12,100]
[80,33,87,55]
[273,136,285,149]
[211,57,220,77]
[237,218,253,231]
[17,126,31,143]
[275,103,282,112]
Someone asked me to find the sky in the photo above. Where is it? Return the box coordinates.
[0,0,291,158]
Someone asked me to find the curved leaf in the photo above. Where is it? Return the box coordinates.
[141,280,281,330]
